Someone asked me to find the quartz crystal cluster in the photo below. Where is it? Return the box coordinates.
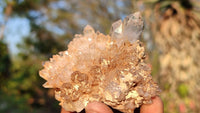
[39,12,160,113]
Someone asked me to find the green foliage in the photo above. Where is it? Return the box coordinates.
[177,83,188,98]
[0,91,30,113]
[0,41,11,86]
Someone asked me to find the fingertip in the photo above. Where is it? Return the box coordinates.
[61,108,73,113]
[140,96,163,113]
[85,102,113,113]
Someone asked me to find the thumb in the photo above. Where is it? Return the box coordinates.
[85,102,113,113]
[140,96,164,113]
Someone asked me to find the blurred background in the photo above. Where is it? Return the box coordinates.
[0,0,200,113]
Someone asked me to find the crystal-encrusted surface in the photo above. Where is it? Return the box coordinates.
[39,12,160,113]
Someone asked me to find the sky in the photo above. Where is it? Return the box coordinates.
[4,17,30,54]
[0,1,30,55]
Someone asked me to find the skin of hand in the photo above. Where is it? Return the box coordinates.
[61,96,163,113]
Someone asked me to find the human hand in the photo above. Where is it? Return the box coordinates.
[61,96,163,113]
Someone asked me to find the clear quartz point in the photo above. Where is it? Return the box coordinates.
[110,12,144,43]
[110,20,123,39]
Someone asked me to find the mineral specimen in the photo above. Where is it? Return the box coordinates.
[39,12,160,113]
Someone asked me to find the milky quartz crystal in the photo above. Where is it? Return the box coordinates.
[39,12,160,113]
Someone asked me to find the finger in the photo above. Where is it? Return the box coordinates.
[61,108,73,113]
[140,96,163,113]
[85,102,113,113]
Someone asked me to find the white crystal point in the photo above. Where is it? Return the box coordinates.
[122,12,144,42]
[83,25,95,36]
[110,20,123,39]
